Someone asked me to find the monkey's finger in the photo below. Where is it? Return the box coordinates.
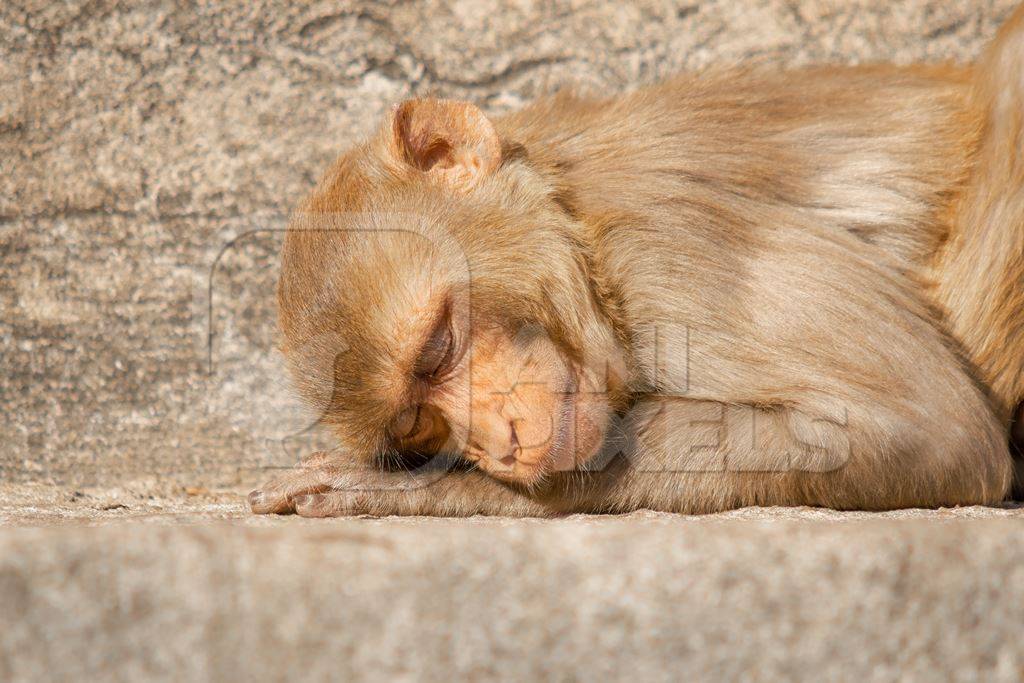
[248,470,332,515]
[248,485,300,515]
[248,488,290,515]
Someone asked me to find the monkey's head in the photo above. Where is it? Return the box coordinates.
[277,98,628,488]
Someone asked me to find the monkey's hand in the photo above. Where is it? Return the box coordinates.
[248,452,554,517]
[248,451,350,514]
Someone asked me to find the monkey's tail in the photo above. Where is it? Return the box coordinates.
[934,4,1024,434]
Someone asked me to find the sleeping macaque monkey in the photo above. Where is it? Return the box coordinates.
[250,6,1024,517]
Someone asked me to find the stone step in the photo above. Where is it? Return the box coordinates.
[2,504,1023,682]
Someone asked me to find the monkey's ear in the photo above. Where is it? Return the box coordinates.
[390,99,501,187]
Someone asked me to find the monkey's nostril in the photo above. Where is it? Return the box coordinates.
[498,421,521,467]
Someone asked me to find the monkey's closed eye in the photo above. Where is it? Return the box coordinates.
[389,404,449,455]
[390,405,426,440]
[414,317,456,379]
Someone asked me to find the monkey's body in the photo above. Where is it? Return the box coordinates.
[251,7,1024,517]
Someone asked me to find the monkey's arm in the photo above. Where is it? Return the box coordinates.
[249,452,555,517]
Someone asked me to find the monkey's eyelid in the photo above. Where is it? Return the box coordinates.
[389,404,423,440]
[414,318,455,378]
[433,322,458,375]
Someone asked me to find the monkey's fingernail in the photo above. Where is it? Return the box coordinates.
[247,490,264,509]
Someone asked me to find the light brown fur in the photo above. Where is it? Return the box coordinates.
[932,7,1024,424]
[251,6,1024,517]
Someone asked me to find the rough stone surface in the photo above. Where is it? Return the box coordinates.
[1,494,1023,682]
[2,0,1020,487]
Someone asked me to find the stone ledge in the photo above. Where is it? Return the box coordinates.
[2,491,1023,681]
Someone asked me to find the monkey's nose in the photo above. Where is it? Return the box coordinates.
[498,421,520,467]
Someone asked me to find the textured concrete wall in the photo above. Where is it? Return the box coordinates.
[2,0,1019,488]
